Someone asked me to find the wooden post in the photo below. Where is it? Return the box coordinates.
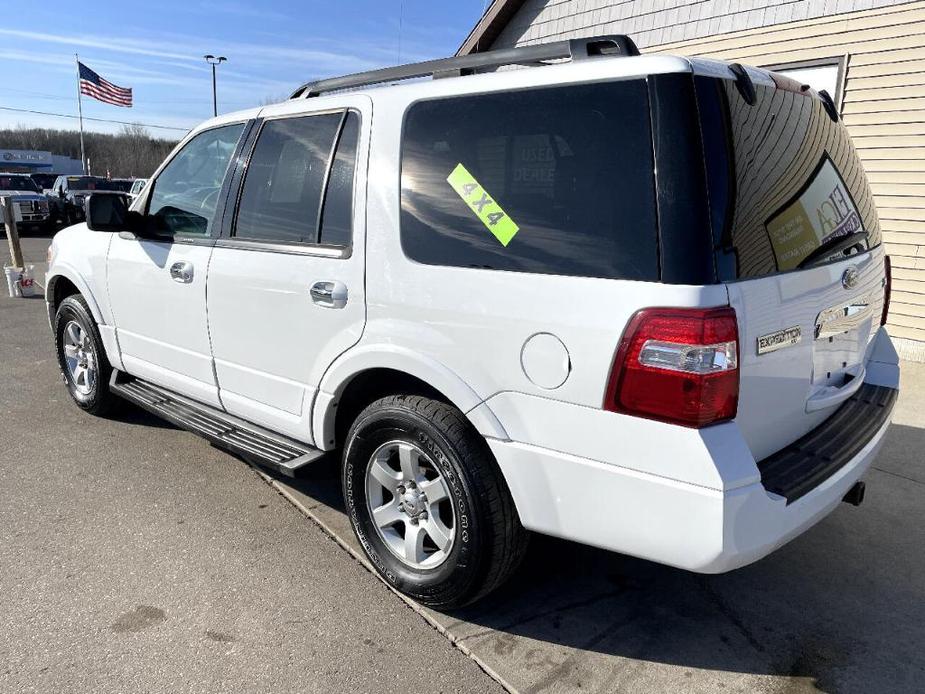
[2,197,24,269]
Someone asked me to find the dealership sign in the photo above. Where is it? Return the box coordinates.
[0,150,53,165]
[765,153,863,272]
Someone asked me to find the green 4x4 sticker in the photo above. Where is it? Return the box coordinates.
[446,163,520,247]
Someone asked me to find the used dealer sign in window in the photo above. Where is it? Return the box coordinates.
[765,154,863,271]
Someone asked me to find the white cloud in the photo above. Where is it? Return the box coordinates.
[0,28,196,62]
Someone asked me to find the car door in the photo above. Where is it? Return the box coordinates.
[206,97,368,443]
[107,121,248,407]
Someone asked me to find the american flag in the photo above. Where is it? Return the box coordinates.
[78,62,132,107]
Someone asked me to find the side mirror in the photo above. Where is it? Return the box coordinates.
[86,193,141,233]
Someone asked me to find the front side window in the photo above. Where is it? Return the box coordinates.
[147,123,245,237]
[399,80,658,280]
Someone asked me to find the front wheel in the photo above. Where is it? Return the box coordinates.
[342,395,528,609]
[54,295,116,415]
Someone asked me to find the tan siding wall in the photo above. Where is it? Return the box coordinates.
[650,0,925,346]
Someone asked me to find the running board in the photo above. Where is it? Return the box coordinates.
[108,371,327,477]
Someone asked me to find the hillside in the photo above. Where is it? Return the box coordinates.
[0,125,179,178]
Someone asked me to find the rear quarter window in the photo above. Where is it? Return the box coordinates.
[399,80,659,281]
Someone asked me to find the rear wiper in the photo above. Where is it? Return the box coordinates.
[797,231,868,269]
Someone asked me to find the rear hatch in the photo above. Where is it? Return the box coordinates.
[693,65,887,461]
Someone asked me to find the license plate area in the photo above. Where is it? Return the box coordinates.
[811,295,873,388]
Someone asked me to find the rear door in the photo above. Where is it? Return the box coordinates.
[694,69,887,460]
[206,97,368,443]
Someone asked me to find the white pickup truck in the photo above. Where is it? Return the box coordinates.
[0,173,51,231]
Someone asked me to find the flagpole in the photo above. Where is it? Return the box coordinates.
[75,53,86,175]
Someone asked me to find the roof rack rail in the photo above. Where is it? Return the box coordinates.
[289,34,639,99]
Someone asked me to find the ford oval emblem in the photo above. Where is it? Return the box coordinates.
[842,266,859,289]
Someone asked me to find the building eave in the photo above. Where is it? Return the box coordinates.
[457,0,527,55]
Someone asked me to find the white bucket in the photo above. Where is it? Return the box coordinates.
[19,265,35,297]
[4,266,21,298]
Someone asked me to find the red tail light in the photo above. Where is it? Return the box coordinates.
[882,255,892,326]
[604,307,739,428]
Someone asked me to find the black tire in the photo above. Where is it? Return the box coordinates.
[54,294,116,416]
[342,394,528,609]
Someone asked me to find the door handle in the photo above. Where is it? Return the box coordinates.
[310,281,348,309]
[805,363,866,413]
[169,261,194,284]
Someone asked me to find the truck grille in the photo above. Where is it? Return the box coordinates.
[15,199,48,221]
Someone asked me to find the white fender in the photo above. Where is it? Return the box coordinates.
[46,266,106,325]
[312,343,509,450]
[46,265,123,371]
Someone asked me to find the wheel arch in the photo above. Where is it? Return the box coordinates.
[313,345,508,451]
[46,268,104,326]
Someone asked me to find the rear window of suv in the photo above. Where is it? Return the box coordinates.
[400,80,659,281]
[695,75,882,280]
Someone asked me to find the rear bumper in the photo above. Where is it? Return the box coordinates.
[489,404,893,572]
[757,383,897,504]
[486,334,899,572]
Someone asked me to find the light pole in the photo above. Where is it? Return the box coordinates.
[204,55,226,117]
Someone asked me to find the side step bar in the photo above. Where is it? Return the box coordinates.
[109,371,327,477]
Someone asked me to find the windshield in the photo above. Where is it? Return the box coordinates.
[696,74,881,280]
[109,180,134,192]
[0,176,40,192]
[67,176,120,191]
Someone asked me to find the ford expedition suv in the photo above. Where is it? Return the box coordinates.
[45,36,900,608]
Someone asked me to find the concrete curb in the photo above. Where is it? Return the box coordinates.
[250,464,520,694]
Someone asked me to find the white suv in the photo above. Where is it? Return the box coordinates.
[46,36,900,608]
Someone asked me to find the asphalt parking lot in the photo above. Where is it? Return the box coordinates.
[3,234,924,693]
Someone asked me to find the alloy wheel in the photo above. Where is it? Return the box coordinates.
[62,320,97,396]
[365,440,456,569]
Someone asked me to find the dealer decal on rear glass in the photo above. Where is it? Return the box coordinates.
[765,153,863,271]
[446,163,520,247]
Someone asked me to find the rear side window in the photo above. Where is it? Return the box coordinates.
[319,112,359,246]
[235,113,342,244]
[400,80,658,280]
[696,76,881,280]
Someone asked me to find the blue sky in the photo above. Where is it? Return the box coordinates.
[0,0,486,139]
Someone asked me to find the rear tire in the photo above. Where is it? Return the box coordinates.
[54,294,116,416]
[342,394,528,609]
